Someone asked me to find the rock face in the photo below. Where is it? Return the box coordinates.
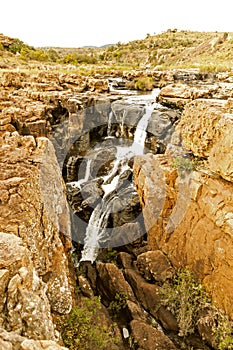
[134,152,233,318]
[0,130,73,345]
[0,327,67,350]
[178,98,233,182]
[157,82,233,109]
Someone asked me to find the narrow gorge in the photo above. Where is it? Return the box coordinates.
[0,64,233,350]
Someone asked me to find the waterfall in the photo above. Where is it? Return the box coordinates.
[66,158,92,189]
[107,111,113,136]
[132,105,154,155]
[79,95,156,263]
[80,202,110,263]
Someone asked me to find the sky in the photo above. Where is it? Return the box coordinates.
[1,0,233,48]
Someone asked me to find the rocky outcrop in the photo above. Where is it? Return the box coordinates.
[178,98,233,182]
[134,153,233,318]
[0,34,14,48]
[157,82,233,109]
[0,70,112,139]
[0,327,67,350]
[0,130,74,343]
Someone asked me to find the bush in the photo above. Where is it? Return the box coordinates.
[62,296,119,350]
[8,38,34,55]
[160,268,233,347]
[109,292,128,315]
[135,77,154,91]
[160,268,209,337]
[171,156,200,177]
[211,310,233,350]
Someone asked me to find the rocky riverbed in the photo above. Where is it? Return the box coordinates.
[0,67,233,349]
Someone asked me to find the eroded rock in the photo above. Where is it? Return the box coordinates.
[134,153,233,318]
[178,98,233,182]
[130,320,177,350]
[136,250,174,282]
[0,131,74,337]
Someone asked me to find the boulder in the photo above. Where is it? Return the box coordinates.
[130,320,177,350]
[0,328,67,350]
[124,268,160,318]
[136,250,174,282]
[157,83,218,109]
[96,262,135,304]
[0,232,56,340]
[111,101,145,129]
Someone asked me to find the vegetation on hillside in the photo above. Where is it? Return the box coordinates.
[1,29,233,73]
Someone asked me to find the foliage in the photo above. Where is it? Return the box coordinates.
[62,53,97,65]
[3,30,233,72]
[62,296,119,350]
[160,268,233,348]
[171,156,200,176]
[8,38,31,54]
[211,309,233,350]
[109,291,128,315]
[135,77,155,91]
[160,268,210,337]
[199,63,231,73]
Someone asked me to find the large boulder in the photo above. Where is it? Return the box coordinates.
[136,250,174,282]
[130,320,177,350]
[0,232,56,340]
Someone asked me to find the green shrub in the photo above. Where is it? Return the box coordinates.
[160,268,209,337]
[8,38,34,55]
[47,48,59,62]
[171,156,200,176]
[62,53,78,65]
[160,268,233,347]
[62,296,119,350]
[135,77,154,91]
[109,292,128,315]
[8,38,25,54]
[211,310,233,350]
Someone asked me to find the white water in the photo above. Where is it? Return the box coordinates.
[107,111,113,136]
[67,158,92,189]
[79,90,159,263]
[131,104,154,155]
[80,202,110,263]
[80,125,152,261]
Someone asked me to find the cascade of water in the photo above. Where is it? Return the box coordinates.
[131,104,154,155]
[66,158,92,189]
[80,202,110,263]
[107,111,113,136]
[79,91,158,263]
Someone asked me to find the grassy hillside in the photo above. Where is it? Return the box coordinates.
[99,29,233,72]
[1,30,233,73]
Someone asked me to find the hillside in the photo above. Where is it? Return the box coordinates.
[1,30,233,73]
[99,29,233,71]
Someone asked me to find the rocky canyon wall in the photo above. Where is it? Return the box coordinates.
[0,132,73,347]
[134,97,233,318]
